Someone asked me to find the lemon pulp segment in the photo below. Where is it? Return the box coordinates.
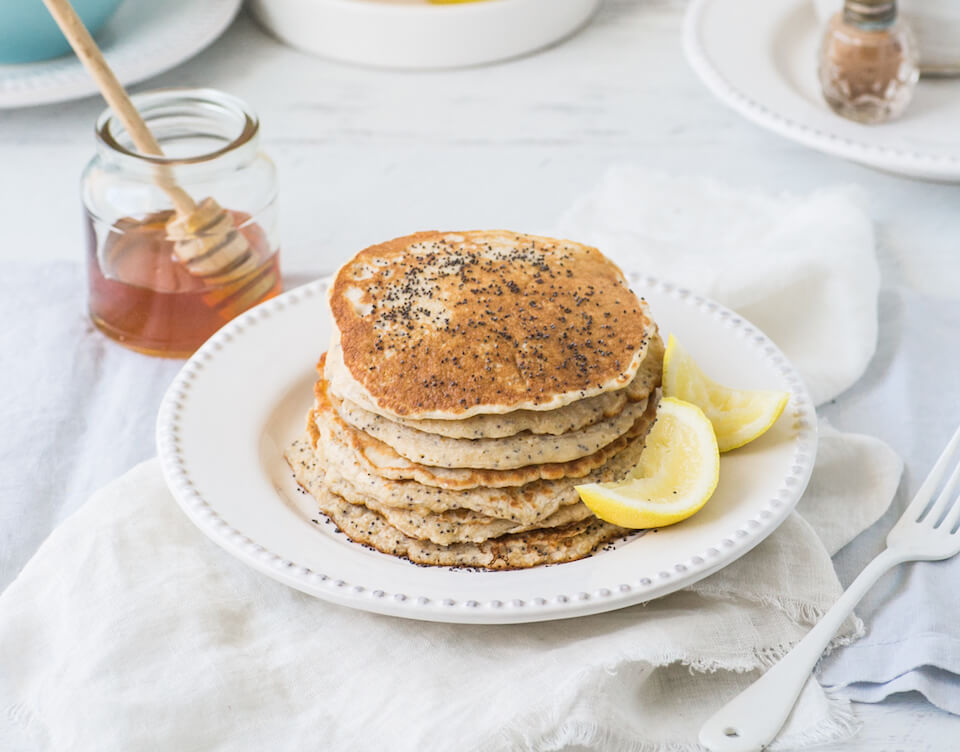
[575,397,719,529]
[662,334,789,452]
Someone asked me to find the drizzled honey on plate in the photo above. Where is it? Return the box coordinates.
[87,210,281,357]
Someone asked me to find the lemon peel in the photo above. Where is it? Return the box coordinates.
[576,397,719,529]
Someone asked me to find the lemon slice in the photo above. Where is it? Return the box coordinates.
[662,335,789,452]
[576,397,719,529]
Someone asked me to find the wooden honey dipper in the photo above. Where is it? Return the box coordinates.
[43,0,259,287]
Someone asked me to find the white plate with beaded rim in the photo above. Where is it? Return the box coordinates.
[684,0,960,181]
[0,0,241,109]
[156,274,817,624]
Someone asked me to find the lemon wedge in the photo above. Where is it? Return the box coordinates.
[576,397,719,529]
[662,335,789,452]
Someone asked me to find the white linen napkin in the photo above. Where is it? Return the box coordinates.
[0,431,899,752]
[0,171,900,751]
[555,167,878,406]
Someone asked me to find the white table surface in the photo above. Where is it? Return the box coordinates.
[2,1,959,748]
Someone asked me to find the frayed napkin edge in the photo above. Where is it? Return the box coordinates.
[475,678,861,752]
[688,585,867,660]
[3,701,49,750]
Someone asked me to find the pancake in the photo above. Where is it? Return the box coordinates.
[288,230,665,570]
[327,230,656,419]
[323,400,660,491]
[286,437,631,570]
[313,351,663,490]
[344,419,654,490]
[332,392,651,470]
[325,464,594,544]
[309,396,658,525]
[330,331,663,439]
[296,435,596,544]
[313,364,661,495]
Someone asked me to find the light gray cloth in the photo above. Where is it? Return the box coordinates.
[0,261,182,590]
[819,289,960,714]
[0,261,310,591]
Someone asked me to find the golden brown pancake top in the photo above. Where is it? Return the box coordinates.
[328,230,653,418]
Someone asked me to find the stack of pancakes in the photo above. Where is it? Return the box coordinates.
[286,230,663,570]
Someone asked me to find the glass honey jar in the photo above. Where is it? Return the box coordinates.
[82,88,282,357]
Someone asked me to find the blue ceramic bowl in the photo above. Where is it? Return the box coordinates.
[0,0,124,64]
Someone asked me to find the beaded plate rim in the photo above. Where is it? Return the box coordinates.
[156,274,817,624]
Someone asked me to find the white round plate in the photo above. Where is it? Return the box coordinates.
[684,0,960,181]
[157,275,817,624]
[0,0,241,109]
[249,0,600,70]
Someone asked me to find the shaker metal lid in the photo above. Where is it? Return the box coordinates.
[843,0,897,26]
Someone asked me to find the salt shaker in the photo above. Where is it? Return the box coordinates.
[818,0,919,124]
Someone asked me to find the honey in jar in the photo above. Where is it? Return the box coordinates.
[87,211,281,357]
[82,88,281,357]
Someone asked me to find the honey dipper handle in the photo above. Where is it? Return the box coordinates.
[41,0,196,216]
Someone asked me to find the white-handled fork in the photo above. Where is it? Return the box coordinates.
[699,421,960,752]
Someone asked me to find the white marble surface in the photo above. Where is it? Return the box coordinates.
[2,0,960,748]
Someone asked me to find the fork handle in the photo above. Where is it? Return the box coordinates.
[699,548,908,752]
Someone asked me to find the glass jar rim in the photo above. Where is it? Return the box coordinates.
[95,87,260,167]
